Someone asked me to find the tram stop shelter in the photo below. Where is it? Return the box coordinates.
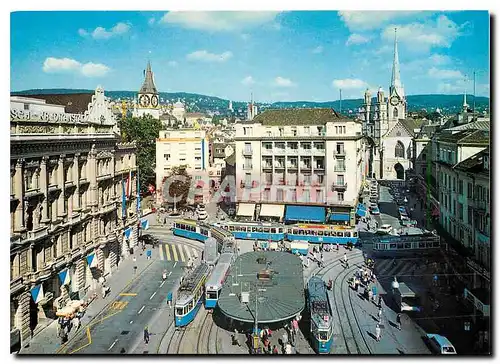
[218,251,304,324]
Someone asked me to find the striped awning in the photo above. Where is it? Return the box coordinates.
[259,204,285,218]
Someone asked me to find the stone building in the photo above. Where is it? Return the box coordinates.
[10,87,139,348]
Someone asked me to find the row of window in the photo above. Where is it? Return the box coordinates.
[375,241,440,250]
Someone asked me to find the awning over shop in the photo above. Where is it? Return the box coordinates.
[237,203,256,217]
[259,204,285,218]
[329,213,351,221]
[285,205,326,223]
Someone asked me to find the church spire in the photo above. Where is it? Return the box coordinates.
[390,28,402,93]
[463,77,468,111]
[139,60,158,94]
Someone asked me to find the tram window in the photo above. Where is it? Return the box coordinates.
[344,232,351,237]
[324,231,331,236]
[419,242,425,248]
[397,243,404,249]
[258,228,263,233]
[251,227,256,232]
[264,228,270,233]
[229,226,235,232]
[390,243,397,249]
[426,242,433,248]
[187,301,194,311]
[279,228,283,233]
[337,232,343,237]
[179,224,185,230]
[319,331,328,341]
[318,231,324,236]
[176,307,184,316]
[433,241,440,248]
[270,228,275,233]
[404,243,412,249]
[207,291,217,299]
[353,231,358,237]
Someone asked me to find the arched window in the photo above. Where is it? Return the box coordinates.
[393,107,399,119]
[395,141,405,158]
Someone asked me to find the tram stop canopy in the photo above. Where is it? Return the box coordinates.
[218,251,305,323]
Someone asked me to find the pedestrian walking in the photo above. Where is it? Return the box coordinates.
[378,308,382,322]
[396,313,402,330]
[378,295,382,308]
[282,331,288,346]
[233,329,241,346]
[144,326,150,344]
[285,343,292,354]
[375,324,381,342]
[167,291,173,308]
[272,345,279,354]
[133,265,137,274]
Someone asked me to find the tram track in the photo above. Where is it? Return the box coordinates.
[165,322,187,354]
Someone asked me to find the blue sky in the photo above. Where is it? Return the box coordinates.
[10,10,490,102]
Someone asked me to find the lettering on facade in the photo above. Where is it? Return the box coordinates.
[10,109,87,123]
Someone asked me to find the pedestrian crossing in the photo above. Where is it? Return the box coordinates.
[374,258,425,281]
[158,243,199,262]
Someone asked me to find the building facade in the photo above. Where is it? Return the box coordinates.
[133,61,161,120]
[234,108,368,224]
[359,29,418,180]
[155,129,210,205]
[10,88,139,348]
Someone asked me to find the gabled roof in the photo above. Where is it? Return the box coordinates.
[398,118,426,137]
[251,108,348,126]
[225,152,236,165]
[446,120,490,132]
[139,61,158,94]
[458,129,490,145]
[454,147,489,173]
[24,93,93,114]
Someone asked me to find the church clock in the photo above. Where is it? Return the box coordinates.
[151,95,159,108]
[139,94,150,107]
[390,96,399,106]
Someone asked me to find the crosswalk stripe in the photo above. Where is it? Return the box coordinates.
[178,243,186,262]
[184,245,192,260]
[171,244,179,262]
[165,244,171,261]
[159,244,165,261]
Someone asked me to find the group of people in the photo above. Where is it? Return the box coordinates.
[57,309,83,344]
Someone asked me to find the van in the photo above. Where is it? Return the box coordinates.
[376,224,392,235]
[425,334,457,354]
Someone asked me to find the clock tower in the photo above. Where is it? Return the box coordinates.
[387,28,406,131]
[133,61,160,120]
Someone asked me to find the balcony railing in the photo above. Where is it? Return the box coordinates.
[334,150,346,157]
[274,148,286,155]
[262,164,273,169]
[332,182,348,190]
[315,165,325,170]
[311,181,324,187]
[301,149,312,155]
[334,165,346,172]
[287,164,298,169]
[287,148,299,154]
[262,148,273,155]
[243,164,253,170]
[240,180,258,188]
[301,164,311,170]
[275,164,285,169]
[242,148,253,156]
[313,148,326,155]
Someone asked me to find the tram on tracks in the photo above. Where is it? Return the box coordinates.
[173,219,235,251]
[205,252,234,309]
[175,262,211,327]
[216,221,285,241]
[371,231,441,258]
[307,276,334,354]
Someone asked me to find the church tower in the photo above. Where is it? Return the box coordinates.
[133,61,160,120]
[387,28,406,131]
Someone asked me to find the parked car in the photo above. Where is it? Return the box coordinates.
[376,224,393,235]
[371,207,380,215]
[424,334,457,355]
[369,203,378,210]
[139,234,159,246]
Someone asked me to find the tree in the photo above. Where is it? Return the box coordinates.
[119,114,163,194]
[162,165,192,207]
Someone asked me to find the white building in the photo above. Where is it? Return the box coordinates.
[155,129,210,205]
[233,108,369,224]
[133,61,161,120]
[359,29,421,180]
[10,88,139,349]
[171,100,186,121]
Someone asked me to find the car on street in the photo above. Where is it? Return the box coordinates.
[371,207,380,215]
[139,234,159,246]
[376,224,393,235]
[424,334,457,355]
[196,204,208,220]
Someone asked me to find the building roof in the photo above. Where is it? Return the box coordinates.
[186,112,205,118]
[160,113,178,121]
[399,118,425,137]
[458,129,490,145]
[23,93,93,114]
[454,147,489,172]
[217,251,305,323]
[139,61,158,94]
[225,152,236,166]
[436,129,474,143]
[251,108,347,126]
[447,119,490,132]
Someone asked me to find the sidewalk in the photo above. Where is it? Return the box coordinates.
[19,253,157,355]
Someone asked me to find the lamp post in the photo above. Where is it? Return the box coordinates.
[173,194,177,214]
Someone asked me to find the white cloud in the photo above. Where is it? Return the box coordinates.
[273,76,295,87]
[428,67,465,79]
[79,22,131,40]
[332,78,368,89]
[186,50,233,62]
[42,57,110,77]
[159,11,280,32]
[148,17,156,26]
[402,54,452,73]
[167,60,178,67]
[346,33,370,46]
[312,46,323,54]
[338,11,423,31]
[241,33,250,41]
[241,76,255,86]
[381,15,468,51]
[81,62,110,77]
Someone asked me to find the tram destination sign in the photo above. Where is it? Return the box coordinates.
[11,108,86,123]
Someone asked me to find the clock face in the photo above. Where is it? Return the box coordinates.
[390,96,399,106]
[151,95,159,108]
[139,94,150,107]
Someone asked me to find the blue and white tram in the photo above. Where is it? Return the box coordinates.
[371,231,440,258]
[216,222,285,241]
[307,276,334,354]
[205,252,234,309]
[287,224,359,245]
[173,219,211,242]
[175,262,210,327]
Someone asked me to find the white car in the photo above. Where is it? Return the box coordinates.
[196,204,208,220]
[376,224,393,235]
[369,203,378,210]
[425,334,457,355]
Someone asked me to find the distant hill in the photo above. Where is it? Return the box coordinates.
[11,89,490,115]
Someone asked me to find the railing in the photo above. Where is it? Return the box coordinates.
[300,164,311,169]
[301,149,312,155]
[262,164,273,169]
[315,165,325,170]
[262,148,273,155]
[275,164,285,169]
[287,164,298,169]
[313,148,326,155]
[334,165,346,172]
[242,148,253,156]
[332,182,348,190]
[243,164,253,170]
[333,150,346,157]
[274,148,286,155]
[287,148,299,154]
